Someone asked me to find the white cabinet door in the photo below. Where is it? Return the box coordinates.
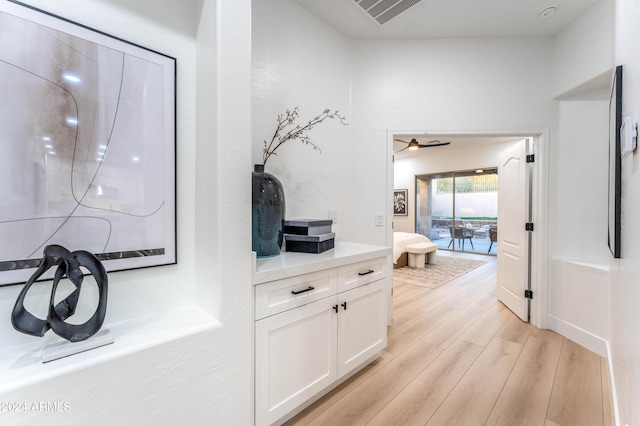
[255,296,338,426]
[337,279,387,378]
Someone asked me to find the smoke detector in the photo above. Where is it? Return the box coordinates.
[538,6,557,19]
[354,0,423,25]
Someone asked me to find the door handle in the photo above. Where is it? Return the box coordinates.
[333,305,339,313]
[341,302,347,311]
[291,286,314,295]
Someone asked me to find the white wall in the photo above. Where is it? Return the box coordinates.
[546,99,611,357]
[0,1,253,424]
[550,100,610,264]
[252,0,353,241]
[552,0,614,98]
[611,0,640,423]
[351,38,556,247]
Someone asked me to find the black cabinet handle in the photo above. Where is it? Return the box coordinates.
[333,305,339,313]
[341,302,347,310]
[291,286,315,295]
[358,269,374,276]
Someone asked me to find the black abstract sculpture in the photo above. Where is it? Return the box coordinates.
[11,245,108,342]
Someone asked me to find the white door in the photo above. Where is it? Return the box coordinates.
[497,139,531,321]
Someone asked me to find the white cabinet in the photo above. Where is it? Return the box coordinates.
[254,246,390,426]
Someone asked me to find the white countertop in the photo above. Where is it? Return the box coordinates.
[253,241,392,285]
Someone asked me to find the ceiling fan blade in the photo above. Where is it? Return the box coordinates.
[394,138,409,144]
[419,141,451,148]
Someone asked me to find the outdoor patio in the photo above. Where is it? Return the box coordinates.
[429,227,497,255]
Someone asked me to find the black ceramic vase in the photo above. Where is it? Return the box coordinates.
[252,164,286,257]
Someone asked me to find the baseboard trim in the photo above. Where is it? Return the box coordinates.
[605,342,621,426]
[546,314,608,357]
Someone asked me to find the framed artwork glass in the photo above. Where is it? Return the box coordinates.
[608,65,622,259]
[0,1,177,285]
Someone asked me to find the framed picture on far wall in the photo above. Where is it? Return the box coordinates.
[394,189,408,216]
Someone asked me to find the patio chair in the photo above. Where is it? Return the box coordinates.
[474,224,491,238]
[447,227,474,250]
[488,228,498,253]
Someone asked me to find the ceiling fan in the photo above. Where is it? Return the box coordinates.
[394,138,451,152]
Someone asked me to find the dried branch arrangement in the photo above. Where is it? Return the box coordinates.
[262,107,348,167]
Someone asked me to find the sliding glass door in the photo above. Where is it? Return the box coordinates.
[416,169,498,255]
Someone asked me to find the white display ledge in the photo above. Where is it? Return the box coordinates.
[253,241,392,285]
[0,305,219,394]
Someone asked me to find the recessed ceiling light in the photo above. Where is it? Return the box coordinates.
[538,6,557,19]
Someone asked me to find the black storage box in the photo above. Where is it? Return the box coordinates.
[285,232,335,254]
[283,219,333,236]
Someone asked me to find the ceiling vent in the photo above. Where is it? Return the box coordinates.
[354,0,422,25]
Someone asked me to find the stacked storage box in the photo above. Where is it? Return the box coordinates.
[283,219,334,253]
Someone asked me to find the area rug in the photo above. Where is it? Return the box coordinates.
[393,256,487,289]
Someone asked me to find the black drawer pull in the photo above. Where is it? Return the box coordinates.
[358,270,375,276]
[341,302,347,310]
[333,304,339,313]
[291,286,315,295]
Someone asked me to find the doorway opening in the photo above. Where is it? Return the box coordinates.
[416,168,498,256]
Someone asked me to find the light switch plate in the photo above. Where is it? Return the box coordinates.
[328,209,338,223]
[621,116,637,158]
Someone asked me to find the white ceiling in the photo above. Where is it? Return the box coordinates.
[294,0,596,155]
[294,0,599,40]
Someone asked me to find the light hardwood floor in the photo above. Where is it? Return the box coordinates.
[286,252,612,426]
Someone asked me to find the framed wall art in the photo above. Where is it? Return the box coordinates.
[0,1,177,286]
[394,189,408,216]
[608,65,622,259]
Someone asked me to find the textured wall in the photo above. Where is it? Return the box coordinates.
[552,0,614,97]
[0,0,253,424]
[252,0,353,241]
[611,0,640,424]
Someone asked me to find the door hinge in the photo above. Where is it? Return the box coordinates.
[525,223,534,231]
[525,290,533,299]
[526,154,535,163]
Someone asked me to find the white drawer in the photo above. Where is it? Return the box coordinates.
[255,268,338,320]
[337,256,387,292]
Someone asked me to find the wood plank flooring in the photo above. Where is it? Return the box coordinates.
[286,252,612,426]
